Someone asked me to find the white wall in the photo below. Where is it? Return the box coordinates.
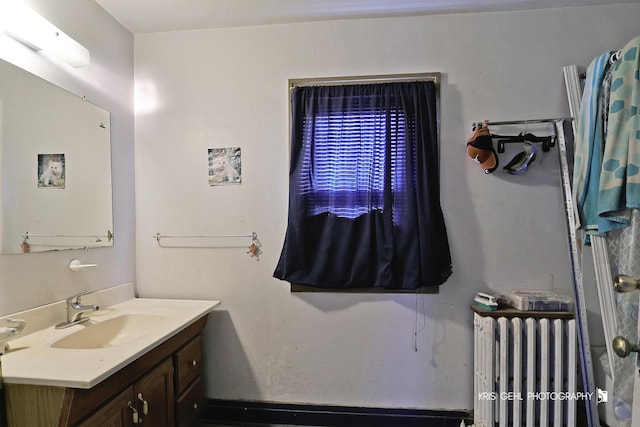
[135,4,640,411]
[0,0,134,315]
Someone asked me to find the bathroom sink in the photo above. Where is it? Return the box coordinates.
[1,291,220,388]
[51,314,166,349]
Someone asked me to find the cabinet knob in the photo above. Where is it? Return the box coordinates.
[191,360,197,367]
[193,403,199,410]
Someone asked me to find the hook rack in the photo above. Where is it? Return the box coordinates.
[476,118,568,153]
[494,134,556,153]
[481,117,572,126]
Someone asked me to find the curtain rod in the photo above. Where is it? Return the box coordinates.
[290,72,440,89]
[483,117,572,126]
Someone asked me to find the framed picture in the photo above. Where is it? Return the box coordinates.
[37,153,65,188]
[208,147,241,186]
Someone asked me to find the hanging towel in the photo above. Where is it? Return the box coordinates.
[598,35,640,233]
[572,51,614,234]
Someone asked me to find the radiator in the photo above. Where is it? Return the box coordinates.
[473,311,577,427]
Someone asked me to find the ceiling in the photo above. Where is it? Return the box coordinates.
[94,0,640,34]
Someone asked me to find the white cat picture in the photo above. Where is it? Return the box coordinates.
[38,154,65,188]
[208,147,241,186]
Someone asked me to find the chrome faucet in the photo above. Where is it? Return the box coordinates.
[55,291,100,329]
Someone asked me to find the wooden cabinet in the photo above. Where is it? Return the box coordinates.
[174,335,204,427]
[78,388,134,427]
[176,377,203,427]
[79,359,174,427]
[135,358,175,426]
[4,316,208,427]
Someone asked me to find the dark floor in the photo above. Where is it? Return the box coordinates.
[203,424,464,427]
[203,424,307,427]
[199,399,470,427]
[202,424,301,427]
[201,420,467,427]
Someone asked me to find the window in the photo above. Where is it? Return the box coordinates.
[300,105,407,220]
[274,75,452,291]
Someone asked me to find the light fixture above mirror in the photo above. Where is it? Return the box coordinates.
[0,0,90,68]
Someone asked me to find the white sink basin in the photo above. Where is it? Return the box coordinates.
[51,314,167,349]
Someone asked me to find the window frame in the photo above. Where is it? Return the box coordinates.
[286,73,442,294]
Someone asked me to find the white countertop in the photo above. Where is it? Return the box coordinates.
[0,297,220,389]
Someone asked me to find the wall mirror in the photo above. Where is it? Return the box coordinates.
[0,58,113,254]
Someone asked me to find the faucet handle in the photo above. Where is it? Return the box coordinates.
[4,318,26,333]
[0,318,26,354]
[66,290,91,304]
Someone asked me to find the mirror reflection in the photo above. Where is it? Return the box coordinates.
[0,58,113,254]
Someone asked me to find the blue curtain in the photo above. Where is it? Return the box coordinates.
[274,81,452,289]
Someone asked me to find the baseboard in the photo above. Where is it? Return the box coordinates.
[201,398,472,426]
[0,388,6,427]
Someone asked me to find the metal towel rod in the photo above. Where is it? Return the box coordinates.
[22,231,114,242]
[153,232,261,258]
[154,232,257,242]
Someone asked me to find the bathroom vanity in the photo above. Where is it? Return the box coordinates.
[0,285,219,426]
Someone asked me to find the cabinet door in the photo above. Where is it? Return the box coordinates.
[135,358,175,426]
[176,377,203,427]
[174,335,202,394]
[78,388,135,427]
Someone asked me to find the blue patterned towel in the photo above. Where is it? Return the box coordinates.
[573,51,613,234]
[598,35,640,233]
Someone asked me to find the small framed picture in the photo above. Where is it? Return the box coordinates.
[37,154,65,188]
[208,147,241,186]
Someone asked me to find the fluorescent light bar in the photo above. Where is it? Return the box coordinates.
[1,1,90,68]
